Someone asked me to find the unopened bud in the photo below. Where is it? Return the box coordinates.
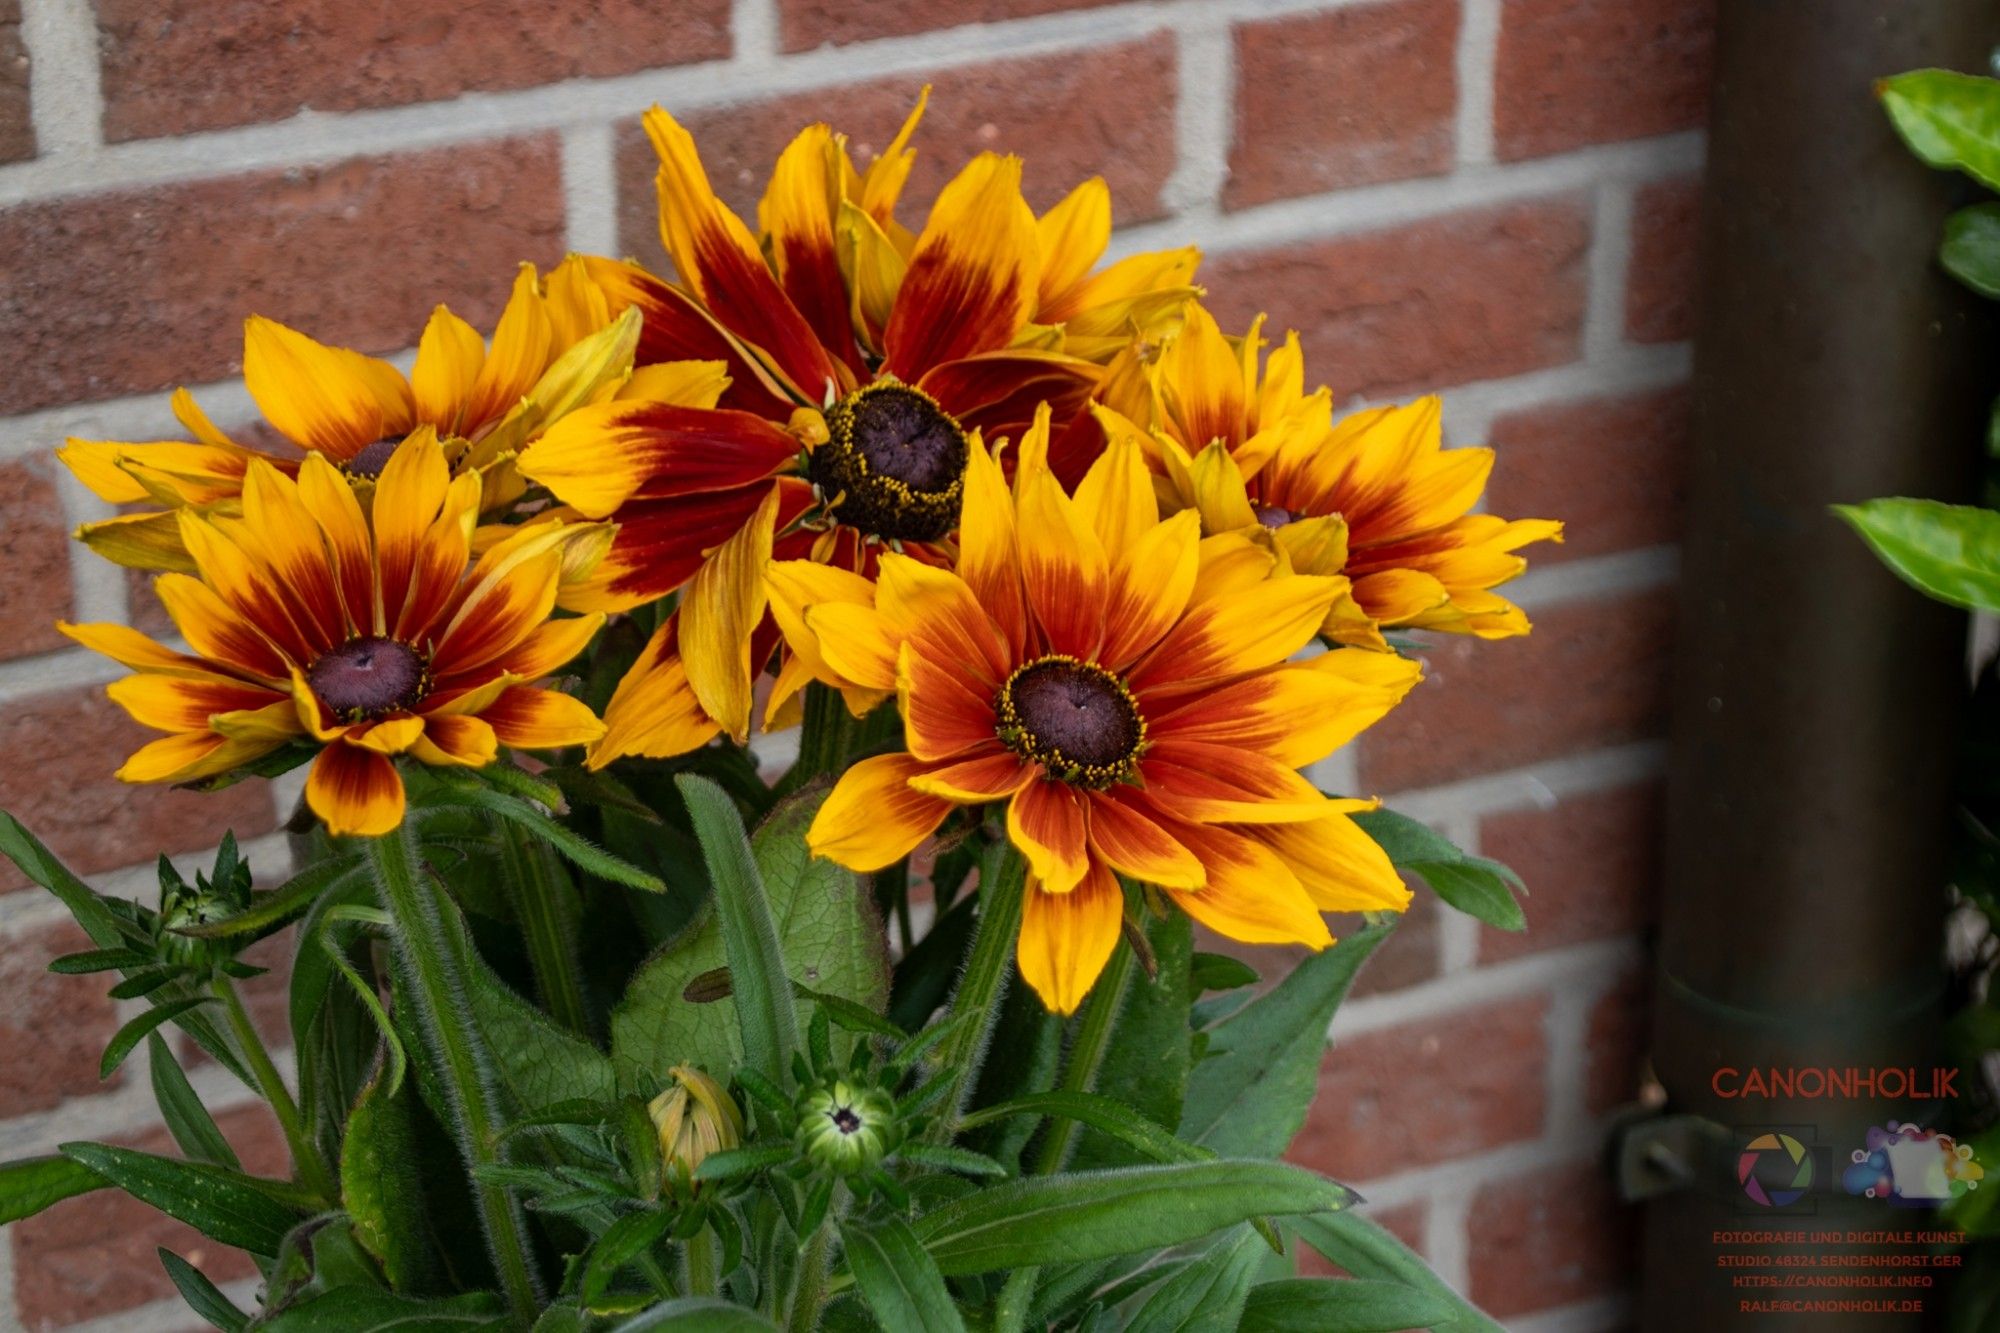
[648,1066,743,1188]
[795,1081,898,1175]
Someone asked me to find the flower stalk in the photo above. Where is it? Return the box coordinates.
[495,820,589,1036]
[922,838,1028,1144]
[1031,938,1135,1175]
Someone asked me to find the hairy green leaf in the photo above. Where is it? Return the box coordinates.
[1239,1277,1455,1332]
[1289,1212,1503,1333]
[58,1142,307,1256]
[1122,1225,1267,1332]
[342,1059,437,1290]
[148,1035,239,1169]
[842,1215,967,1333]
[256,1288,509,1330]
[613,1297,780,1330]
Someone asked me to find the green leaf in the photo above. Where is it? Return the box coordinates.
[1835,497,2000,612]
[959,1091,1210,1166]
[0,1154,105,1224]
[693,1143,794,1183]
[428,786,664,892]
[613,1298,779,1331]
[102,996,214,1080]
[172,856,364,940]
[1350,808,1462,865]
[1880,69,2000,191]
[912,1159,1356,1276]
[1943,202,2000,299]
[1288,1212,1504,1333]
[1181,925,1390,1158]
[158,1247,251,1332]
[1239,1278,1455,1333]
[612,789,887,1097]
[1123,1225,1267,1333]
[1189,952,1259,993]
[582,1208,675,1310]
[342,1059,437,1291]
[1415,860,1526,932]
[1074,911,1191,1171]
[148,1035,239,1169]
[841,1215,968,1333]
[676,775,800,1088]
[256,1289,509,1330]
[48,947,153,974]
[58,1142,307,1256]
[894,1143,1009,1178]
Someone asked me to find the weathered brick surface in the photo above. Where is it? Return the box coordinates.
[1494,0,1715,161]
[1586,964,1652,1115]
[1479,781,1663,961]
[779,0,1122,51]
[1627,174,1703,343]
[0,456,73,662]
[0,921,123,1117]
[1467,1156,1639,1317]
[1226,0,1460,210]
[615,38,1179,274]
[1202,197,1592,403]
[1486,385,1690,563]
[1289,994,1549,1181]
[1360,588,1678,792]
[0,0,29,163]
[12,1104,287,1327]
[0,136,565,417]
[0,687,276,894]
[95,0,731,141]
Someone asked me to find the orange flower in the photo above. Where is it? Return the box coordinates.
[61,434,608,837]
[766,410,1420,1012]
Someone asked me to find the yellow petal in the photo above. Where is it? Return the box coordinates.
[463,265,556,432]
[243,316,412,461]
[806,753,952,873]
[1035,177,1112,311]
[411,305,486,434]
[590,620,724,769]
[679,484,780,744]
[615,359,733,408]
[305,742,407,838]
[74,510,196,573]
[1017,864,1124,1015]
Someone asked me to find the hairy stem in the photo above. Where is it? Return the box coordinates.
[367,820,541,1323]
[1030,940,1135,1175]
[213,975,337,1205]
[684,1225,718,1298]
[787,1218,832,1333]
[496,820,589,1035]
[922,839,1028,1144]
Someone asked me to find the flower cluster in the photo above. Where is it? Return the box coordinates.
[57,92,1557,1013]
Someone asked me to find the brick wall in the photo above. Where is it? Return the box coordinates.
[0,0,1707,1327]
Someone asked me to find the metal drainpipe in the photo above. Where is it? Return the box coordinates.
[1640,4,1998,1329]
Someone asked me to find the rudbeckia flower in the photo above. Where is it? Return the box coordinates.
[59,257,644,573]
[60,435,609,838]
[516,96,1202,756]
[1097,303,1563,647]
[763,409,1421,1012]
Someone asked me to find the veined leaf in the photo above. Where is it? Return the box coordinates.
[582,1207,675,1311]
[1289,1212,1504,1333]
[1836,497,2000,613]
[1122,1225,1267,1332]
[912,1159,1355,1275]
[958,1091,1210,1165]
[1880,69,2000,191]
[1239,1277,1456,1332]
[58,1142,307,1256]
[341,1059,437,1291]
[841,1215,967,1333]
[0,1154,104,1225]
[429,785,664,892]
[613,1297,780,1330]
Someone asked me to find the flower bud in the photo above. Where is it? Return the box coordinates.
[648,1065,743,1188]
[795,1080,899,1175]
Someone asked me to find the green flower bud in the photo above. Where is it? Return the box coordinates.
[648,1065,743,1190]
[795,1080,899,1176]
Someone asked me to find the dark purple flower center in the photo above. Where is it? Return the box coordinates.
[806,383,967,543]
[345,437,404,480]
[997,656,1145,787]
[307,636,428,719]
[1253,502,1297,529]
[831,1106,862,1135]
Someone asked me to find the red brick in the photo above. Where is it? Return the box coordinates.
[1202,197,1591,403]
[1478,782,1662,961]
[1585,965,1651,1115]
[0,921,123,1117]
[0,0,30,163]
[0,687,276,894]
[1486,385,1690,563]
[1299,1200,1429,1276]
[1359,588,1676,792]
[1467,1157,1637,1316]
[13,1104,287,1328]
[1493,0,1714,161]
[1626,175,1702,343]
[0,136,565,417]
[780,0,1121,51]
[616,38,1179,275]
[1288,994,1547,1181]
[96,0,730,141]
[1226,0,1460,210]
[0,457,73,662]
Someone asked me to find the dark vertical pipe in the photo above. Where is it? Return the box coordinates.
[1645,4,1998,1328]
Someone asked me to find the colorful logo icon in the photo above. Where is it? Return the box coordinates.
[1842,1122,1985,1206]
[1739,1132,1816,1207]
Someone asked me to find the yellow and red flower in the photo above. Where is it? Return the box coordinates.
[59,257,644,572]
[1097,303,1563,646]
[61,434,608,838]
[763,410,1421,1012]
[517,97,1201,758]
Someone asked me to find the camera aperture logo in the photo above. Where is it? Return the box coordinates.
[1739,1132,1817,1208]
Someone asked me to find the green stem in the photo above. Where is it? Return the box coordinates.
[684,1226,718,1298]
[1030,940,1135,1176]
[212,975,337,1205]
[367,820,540,1324]
[994,1266,1038,1333]
[792,683,857,786]
[787,1220,832,1333]
[496,820,589,1035]
[922,839,1028,1145]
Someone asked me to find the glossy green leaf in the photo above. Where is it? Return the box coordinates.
[912,1159,1355,1275]
[148,1034,239,1169]
[1943,202,2000,298]
[842,1215,967,1333]
[1835,497,2000,612]
[1239,1277,1455,1332]
[1181,924,1391,1158]
[256,1289,509,1330]
[613,1298,779,1331]
[0,1154,104,1224]
[1289,1212,1503,1333]
[1122,1225,1266,1332]
[1880,69,2000,191]
[58,1142,307,1256]
[159,1247,251,1332]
